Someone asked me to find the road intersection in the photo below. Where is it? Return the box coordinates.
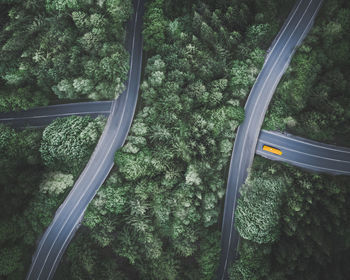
[25,0,144,279]
[218,0,324,279]
[2,0,348,279]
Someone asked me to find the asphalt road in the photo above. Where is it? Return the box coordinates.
[257,130,350,175]
[3,101,349,176]
[26,0,144,279]
[217,0,323,279]
[0,101,112,128]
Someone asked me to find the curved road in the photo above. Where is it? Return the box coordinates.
[26,0,144,279]
[0,101,112,128]
[257,130,350,175]
[218,0,323,279]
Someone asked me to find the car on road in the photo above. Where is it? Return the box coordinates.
[263,145,283,155]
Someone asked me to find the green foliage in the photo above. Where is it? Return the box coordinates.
[0,246,23,276]
[4,0,348,279]
[197,231,221,280]
[0,124,75,279]
[0,87,49,112]
[264,0,350,146]
[40,116,105,175]
[39,171,74,195]
[246,23,274,49]
[143,0,166,52]
[0,170,75,279]
[45,0,80,11]
[230,240,271,280]
[56,0,298,278]
[0,124,41,167]
[0,124,19,170]
[0,0,132,112]
[236,172,287,244]
[231,157,350,280]
[45,0,321,278]
[229,49,264,100]
[0,1,132,278]
[83,173,127,247]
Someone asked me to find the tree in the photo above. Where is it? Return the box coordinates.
[197,231,221,280]
[229,59,258,100]
[45,0,80,12]
[39,172,74,195]
[83,173,127,247]
[143,0,166,52]
[0,124,42,182]
[40,116,105,175]
[235,172,287,244]
[0,246,23,277]
[230,240,271,280]
[0,0,131,107]
[231,154,350,280]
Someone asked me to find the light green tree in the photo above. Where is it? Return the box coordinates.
[235,173,288,244]
[40,116,106,175]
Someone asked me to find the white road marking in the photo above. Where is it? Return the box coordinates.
[258,139,350,163]
[30,0,142,279]
[27,0,141,278]
[262,130,350,154]
[258,151,350,174]
[0,111,110,121]
[245,0,303,109]
[221,0,320,277]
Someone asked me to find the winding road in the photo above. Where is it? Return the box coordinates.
[257,130,350,175]
[26,0,144,279]
[217,0,323,279]
[2,0,347,278]
[0,101,112,128]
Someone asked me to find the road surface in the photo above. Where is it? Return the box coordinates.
[26,0,144,279]
[257,130,350,175]
[3,101,349,176]
[0,101,112,128]
[217,0,323,279]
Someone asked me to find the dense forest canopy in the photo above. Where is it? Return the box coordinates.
[234,0,350,279]
[264,0,350,147]
[0,115,105,278]
[53,0,306,279]
[0,0,131,112]
[0,0,349,279]
[231,157,350,280]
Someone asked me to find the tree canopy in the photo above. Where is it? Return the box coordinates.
[231,157,350,280]
[1,0,349,279]
[264,0,350,147]
[40,116,106,175]
[0,0,132,112]
[0,117,105,279]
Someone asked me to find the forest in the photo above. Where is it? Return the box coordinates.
[231,0,350,279]
[231,158,350,280]
[0,0,131,112]
[0,115,105,278]
[0,0,349,279]
[264,0,350,147]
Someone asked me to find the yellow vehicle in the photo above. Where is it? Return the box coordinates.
[263,145,283,156]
